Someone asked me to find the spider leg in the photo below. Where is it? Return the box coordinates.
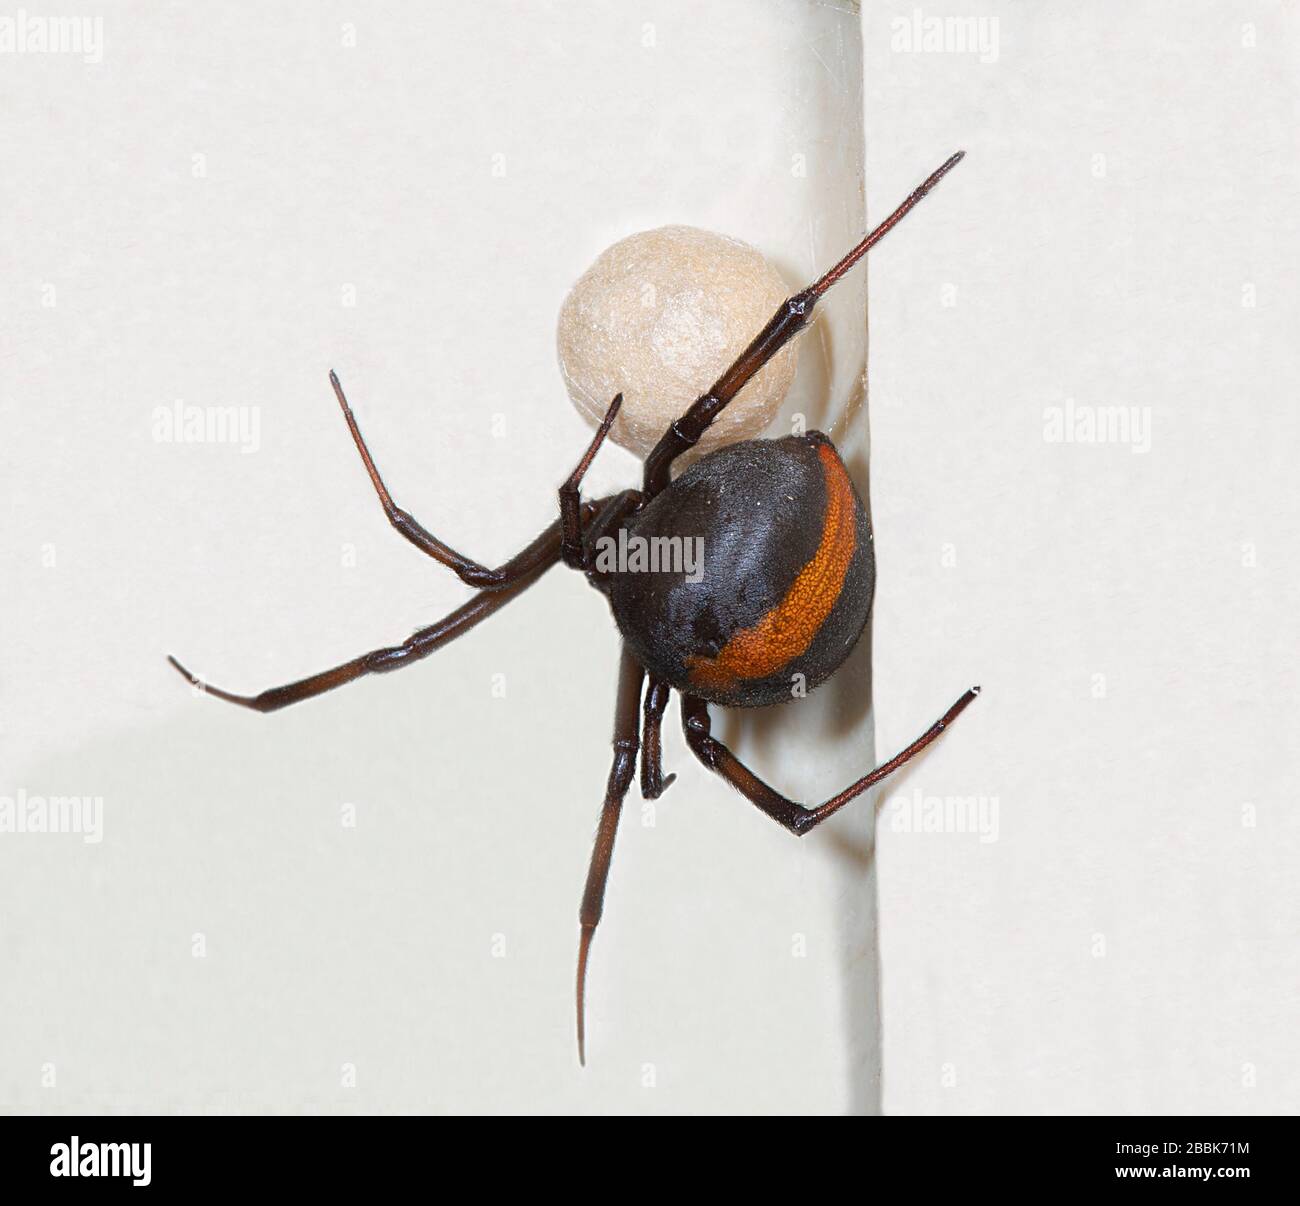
[641,152,965,496]
[167,500,607,713]
[576,646,645,1065]
[331,370,597,590]
[680,686,980,836]
[578,487,645,589]
[639,677,676,800]
[560,393,621,569]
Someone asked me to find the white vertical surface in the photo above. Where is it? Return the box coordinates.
[864,2,1300,1113]
[0,3,879,1113]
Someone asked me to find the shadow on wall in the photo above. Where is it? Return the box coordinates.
[714,435,880,1117]
[0,680,618,1111]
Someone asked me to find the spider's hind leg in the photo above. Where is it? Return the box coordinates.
[576,646,645,1065]
[680,687,980,836]
[640,677,676,799]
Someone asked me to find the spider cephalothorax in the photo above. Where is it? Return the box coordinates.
[170,152,979,1063]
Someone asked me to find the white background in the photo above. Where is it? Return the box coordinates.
[2,1,1297,1115]
[866,0,1298,1113]
[2,1,877,1114]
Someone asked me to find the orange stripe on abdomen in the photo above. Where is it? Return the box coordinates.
[687,443,857,694]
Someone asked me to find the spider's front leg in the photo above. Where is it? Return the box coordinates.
[559,393,623,568]
[171,388,645,714]
[640,152,965,497]
[167,495,620,712]
[331,374,624,589]
[328,371,526,588]
[680,687,980,836]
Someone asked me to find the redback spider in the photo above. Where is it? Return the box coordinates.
[169,151,979,1063]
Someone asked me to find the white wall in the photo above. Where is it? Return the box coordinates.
[865,0,1300,1113]
[3,0,1294,1118]
[0,1,878,1114]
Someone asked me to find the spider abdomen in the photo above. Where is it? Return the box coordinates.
[604,431,874,707]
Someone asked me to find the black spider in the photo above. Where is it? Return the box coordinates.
[170,152,978,1062]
